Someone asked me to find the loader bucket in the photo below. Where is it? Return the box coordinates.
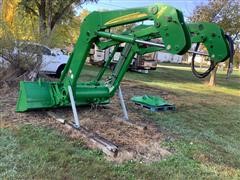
[16,81,55,112]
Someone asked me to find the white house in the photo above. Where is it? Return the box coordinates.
[154,52,183,63]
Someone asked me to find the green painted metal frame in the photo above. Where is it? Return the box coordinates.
[187,22,230,62]
[16,3,231,112]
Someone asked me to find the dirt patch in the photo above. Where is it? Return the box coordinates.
[0,80,176,163]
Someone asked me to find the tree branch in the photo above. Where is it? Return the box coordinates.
[35,0,41,9]
[49,0,98,31]
[24,5,39,16]
[232,31,239,42]
[50,3,73,31]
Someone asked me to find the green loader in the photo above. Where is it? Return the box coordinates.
[16,3,234,120]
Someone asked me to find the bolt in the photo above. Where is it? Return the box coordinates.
[166,45,171,50]
[151,6,158,14]
[155,22,161,27]
[198,24,204,30]
[167,16,173,22]
[212,33,216,37]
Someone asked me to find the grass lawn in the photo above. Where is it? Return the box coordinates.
[1,63,240,179]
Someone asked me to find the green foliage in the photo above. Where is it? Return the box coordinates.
[1,0,94,47]
[110,23,135,34]
[189,0,240,83]
[17,0,94,46]
[234,51,240,68]
[48,9,89,48]
[18,0,97,39]
[0,20,41,78]
[0,1,38,41]
[190,0,240,40]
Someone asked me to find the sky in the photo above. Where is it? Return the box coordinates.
[78,0,209,17]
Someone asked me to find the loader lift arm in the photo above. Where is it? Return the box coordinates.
[16,3,192,112]
[60,4,191,89]
[95,22,232,82]
[16,4,233,112]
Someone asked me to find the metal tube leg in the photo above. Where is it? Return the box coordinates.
[118,86,129,121]
[68,86,80,128]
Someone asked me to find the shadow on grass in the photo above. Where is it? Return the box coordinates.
[80,64,240,91]
[126,67,240,91]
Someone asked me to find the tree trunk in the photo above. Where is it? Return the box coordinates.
[38,0,47,41]
[208,65,218,86]
[47,0,52,37]
[0,0,2,14]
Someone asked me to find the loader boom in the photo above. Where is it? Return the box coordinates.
[16,3,233,112]
[60,4,191,89]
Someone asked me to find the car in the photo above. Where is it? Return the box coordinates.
[21,43,69,78]
[1,42,69,78]
[51,48,69,56]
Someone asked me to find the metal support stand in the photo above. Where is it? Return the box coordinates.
[68,86,80,128]
[118,86,129,121]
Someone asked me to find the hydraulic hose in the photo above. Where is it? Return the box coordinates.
[191,43,216,79]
